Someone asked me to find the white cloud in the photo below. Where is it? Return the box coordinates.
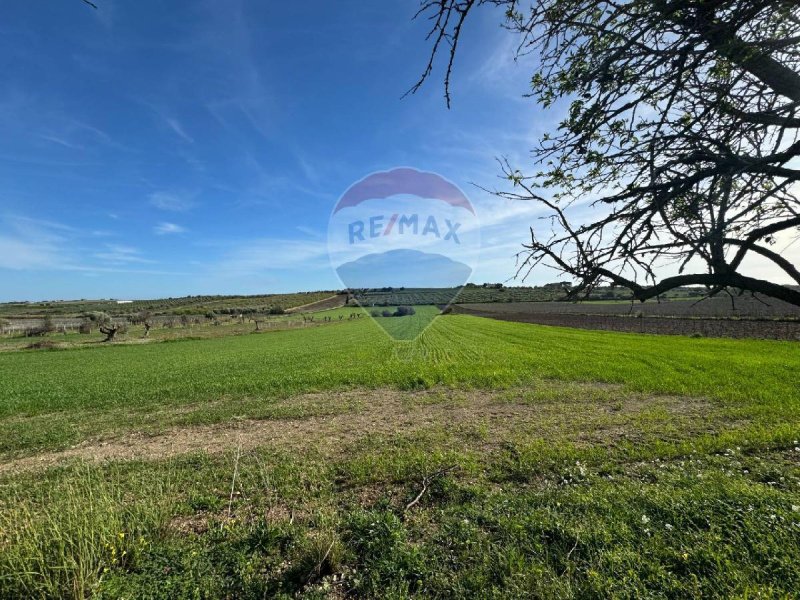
[154,222,187,235]
[149,191,195,212]
[0,216,173,277]
[93,244,155,264]
[211,238,329,274]
[0,235,68,270]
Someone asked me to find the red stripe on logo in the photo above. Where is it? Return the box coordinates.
[384,213,398,235]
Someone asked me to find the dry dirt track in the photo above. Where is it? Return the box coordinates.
[286,294,347,313]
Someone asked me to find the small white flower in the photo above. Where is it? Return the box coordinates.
[641,514,650,524]
[792,505,799,512]
[665,523,674,531]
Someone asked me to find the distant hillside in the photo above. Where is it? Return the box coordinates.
[352,285,707,306]
[0,291,339,318]
[336,249,472,289]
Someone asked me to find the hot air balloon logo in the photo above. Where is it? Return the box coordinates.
[328,167,480,339]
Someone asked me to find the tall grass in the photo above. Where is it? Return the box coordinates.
[0,465,170,600]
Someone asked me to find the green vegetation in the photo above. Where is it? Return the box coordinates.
[0,314,798,598]
[354,285,705,306]
[0,291,337,319]
[368,305,435,340]
[0,284,705,323]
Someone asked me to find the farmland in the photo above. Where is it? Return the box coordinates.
[7,285,779,342]
[456,296,800,340]
[0,310,798,598]
[351,284,703,306]
[0,291,337,320]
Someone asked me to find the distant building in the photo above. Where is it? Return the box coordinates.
[116,300,133,304]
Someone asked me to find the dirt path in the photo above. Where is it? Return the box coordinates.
[0,385,718,475]
[285,294,346,313]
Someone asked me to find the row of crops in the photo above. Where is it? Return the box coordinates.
[354,287,562,306]
[0,292,337,318]
[351,285,675,306]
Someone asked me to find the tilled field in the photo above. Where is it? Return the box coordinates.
[456,297,800,340]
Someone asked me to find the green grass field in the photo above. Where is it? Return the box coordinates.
[0,313,798,598]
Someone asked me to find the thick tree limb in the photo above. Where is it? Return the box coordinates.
[413,0,800,306]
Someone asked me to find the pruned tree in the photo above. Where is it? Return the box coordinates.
[26,316,56,337]
[84,311,112,325]
[411,0,800,305]
[99,323,119,342]
[42,315,55,334]
[132,310,152,326]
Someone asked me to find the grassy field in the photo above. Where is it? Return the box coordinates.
[0,313,798,598]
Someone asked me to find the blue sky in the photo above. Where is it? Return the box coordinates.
[2,1,794,302]
[0,0,561,301]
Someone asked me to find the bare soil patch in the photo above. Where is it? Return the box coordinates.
[0,385,724,475]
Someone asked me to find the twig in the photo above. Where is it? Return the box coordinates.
[227,443,241,518]
[561,536,580,576]
[565,537,579,561]
[82,0,98,8]
[404,465,457,512]
[306,540,336,585]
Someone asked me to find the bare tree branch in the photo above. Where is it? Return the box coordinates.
[412,0,800,305]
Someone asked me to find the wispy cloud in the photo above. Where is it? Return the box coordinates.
[93,244,155,264]
[210,238,329,274]
[0,216,140,273]
[0,235,69,270]
[153,221,187,235]
[37,133,84,150]
[296,225,323,238]
[149,191,195,212]
[164,117,195,143]
[200,1,277,142]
